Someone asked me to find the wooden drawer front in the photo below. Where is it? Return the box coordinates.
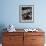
[3,36,9,44]
[24,36,44,46]
[3,44,15,46]
[32,44,44,46]
[24,36,32,46]
[24,32,44,36]
[3,42,23,46]
[3,36,23,44]
[3,36,23,46]
[3,32,23,36]
[32,36,45,44]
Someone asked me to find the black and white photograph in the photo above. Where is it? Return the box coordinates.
[19,5,34,23]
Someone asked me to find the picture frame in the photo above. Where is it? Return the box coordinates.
[19,5,34,23]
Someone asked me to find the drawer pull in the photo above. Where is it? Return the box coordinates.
[32,39,36,40]
[9,38,12,40]
[9,38,14,40]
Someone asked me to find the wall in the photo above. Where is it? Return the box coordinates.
[0,0,46,29]
[0,0,46,44]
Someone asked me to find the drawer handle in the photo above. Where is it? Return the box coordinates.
[32,39,36,40]
[9,38,12,40]
[9,38,13,40]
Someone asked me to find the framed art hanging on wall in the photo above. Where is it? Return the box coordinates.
[19,5,34,23]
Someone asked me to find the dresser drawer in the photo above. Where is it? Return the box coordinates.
[3,42,23,46]
[32,44,44,46]
[32,36,45,44]
[3,32,23,36]
[3,35,23,44]
[3,35,23,46]
[24,32,44,36]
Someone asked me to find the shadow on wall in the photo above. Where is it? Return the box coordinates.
[0,24,7,43]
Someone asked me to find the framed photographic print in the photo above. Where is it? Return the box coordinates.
[19,5,34,23]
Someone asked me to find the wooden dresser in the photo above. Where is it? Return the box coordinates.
[2,32,45,46]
